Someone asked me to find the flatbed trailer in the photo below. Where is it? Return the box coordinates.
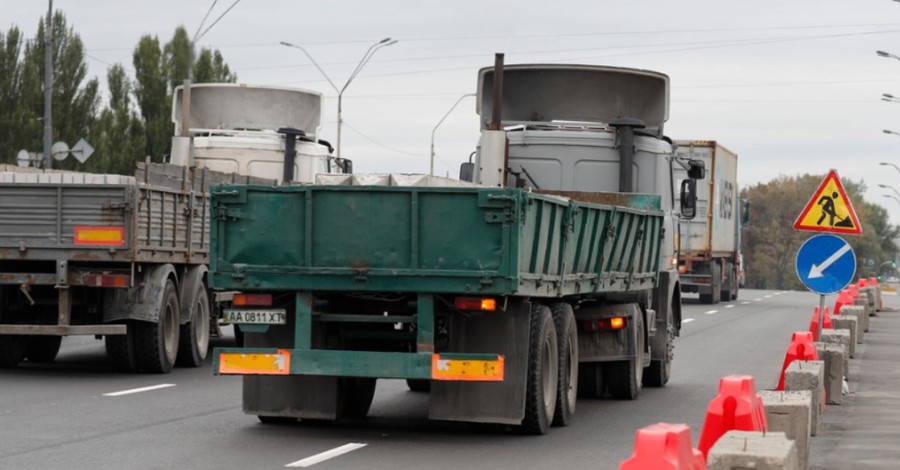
[211,177,665,433]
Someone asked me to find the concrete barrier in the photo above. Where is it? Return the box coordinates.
[707,430,799,470]
[830,314,857,357]
[814,342,845,405]
[840,305,867,341]
[759,390,812,470]
[820,329,851,374]
[853,298,872,332]
[784,360,824,436]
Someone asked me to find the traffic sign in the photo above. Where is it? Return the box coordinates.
[796,234,856,294]
[793,169,862,235]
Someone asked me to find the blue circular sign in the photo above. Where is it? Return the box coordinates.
[796,234,856,294]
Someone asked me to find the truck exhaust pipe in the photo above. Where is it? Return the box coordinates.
[476,53,507,187]
[277,127,306,184]
[610,117,645,193]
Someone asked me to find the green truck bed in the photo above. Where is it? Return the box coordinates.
[209,184,663,297]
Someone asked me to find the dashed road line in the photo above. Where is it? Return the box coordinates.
[103,383,176,397]
[704,310,719,315]
[754,298,764,301]
[287,443,367,468]
[741,301,751,305]
[725,304,735,308]
[682,318,696,324]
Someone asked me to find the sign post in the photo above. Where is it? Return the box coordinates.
[793,170,862,339]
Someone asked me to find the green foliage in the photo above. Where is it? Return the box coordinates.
[741,174,900,290]
[0,15,236,173]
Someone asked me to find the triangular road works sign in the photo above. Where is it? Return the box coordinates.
[793,169,862,235]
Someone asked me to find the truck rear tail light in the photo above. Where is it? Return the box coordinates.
[85,274,130,288]
[454,297,497,311]
[583,316,627,332]
[233,293,273,306]
[74,226,125,246]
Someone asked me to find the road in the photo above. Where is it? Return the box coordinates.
[0,289,820,469]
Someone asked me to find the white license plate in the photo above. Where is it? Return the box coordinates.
[224,309,286,325]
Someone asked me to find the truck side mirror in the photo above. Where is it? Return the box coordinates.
[741,198,751,228]
[459,162,475,182]
[680,179,697,219]
[687,159,705,180]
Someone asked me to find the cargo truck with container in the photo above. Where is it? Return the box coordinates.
[210,59,705,434]
[0,83,345,372]
[673,140,740,304]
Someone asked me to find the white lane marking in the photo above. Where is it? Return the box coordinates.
[754,298,764,301]
[103,383,176,397]
[764,295,773,298]
[287,443,367,468]
[682,318,695,324]
[741,301,751,305]
[725,304,735,308]
[704,310,719,315]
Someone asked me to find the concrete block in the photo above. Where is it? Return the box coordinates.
[853,298,872,332]
[707,430,799,470]
[814,342,845,405]
[830,314,857,357]
[784,360,824,436]
[820,329,851,373]
[759,390,812,470]
[840,305,867,341]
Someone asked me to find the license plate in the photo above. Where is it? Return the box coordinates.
[224,309,286,325]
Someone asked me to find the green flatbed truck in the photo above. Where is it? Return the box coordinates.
[210,61,703,434]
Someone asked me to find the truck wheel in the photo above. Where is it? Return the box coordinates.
[176,285,211,367]
[406,379,431,392]
[338,377,377,419]
[520,304,558,435]
[258,415,297,424]
[711,262,722,304]
[606,311,644,400]
[720,263,734,302]
[23,335,62,363]
[551,303,577,427]
[105,323,137,372]
[134,280,180,373]
[643,309,673,388]
[577,363,604,398]
[0,336,24,368]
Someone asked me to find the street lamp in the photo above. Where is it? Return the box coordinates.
[880,162,900,176]
[884,129,900,138]
[280,38,398,159]
[883,93,900,103]
[883,194,900,206]
[877,50,900,62]
[879,183,900,200]
[430,93,475,176]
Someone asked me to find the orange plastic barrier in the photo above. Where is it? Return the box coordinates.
[857,278,869,288]
[847,284,860,300]
[776,331,818,391]
[619,423,706,470]
[833,289,854,314]
[696,375,768,459]
[808,306,833,341]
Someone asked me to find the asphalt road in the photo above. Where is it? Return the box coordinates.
[0,289,820,470]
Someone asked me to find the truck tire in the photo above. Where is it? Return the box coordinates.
[520,304,558,435]
[577,363,604,398]
[338,377,377,419]
[0,336,23,368]
[643,308,673,387]
[406,379,431,392]
[23,335,62,363]
[606,311,644,400]
[105,323,137,372]
[176,285,211,367]
[258,415,297,424]
[720,263,735,302]
[700,262,722,304]
[134,280,180,373]
[551,303,577,427]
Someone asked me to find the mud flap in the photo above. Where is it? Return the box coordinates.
[429,298,530,425]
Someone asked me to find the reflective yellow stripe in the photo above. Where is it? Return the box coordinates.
[218,350,290,375]
[74,226,125,246]
[431,354,504,381]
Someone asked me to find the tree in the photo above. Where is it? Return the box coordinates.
[741,174,899,290]
[87,64,146,174]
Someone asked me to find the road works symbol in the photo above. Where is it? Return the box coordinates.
[796,234,856,295]
[793,169,862,235]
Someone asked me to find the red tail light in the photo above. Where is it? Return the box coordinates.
[582,316,627,332]
[233,293,273,306]
[85,274,130,288]
[454,297,497,311]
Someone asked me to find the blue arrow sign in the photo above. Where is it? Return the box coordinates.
[796,234,856,294]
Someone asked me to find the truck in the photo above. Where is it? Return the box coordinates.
[210,60,704,434]
[673,140,740,304]
[0,83,344,372]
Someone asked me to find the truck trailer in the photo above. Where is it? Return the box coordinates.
[673,140,740,304]
[0,84,344,372]
[210,60,704,434]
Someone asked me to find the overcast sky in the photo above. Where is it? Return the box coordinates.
[8,0,900,226]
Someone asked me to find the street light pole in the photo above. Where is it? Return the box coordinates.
[879,184,900,201]
[884,129,900,138]
[430,93,475,176]
[877,50,900,62]
[281,38,397,159]
[880,162,900,175]
[883,194,900,206]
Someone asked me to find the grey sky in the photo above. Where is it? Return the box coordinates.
[7,0,900,227]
